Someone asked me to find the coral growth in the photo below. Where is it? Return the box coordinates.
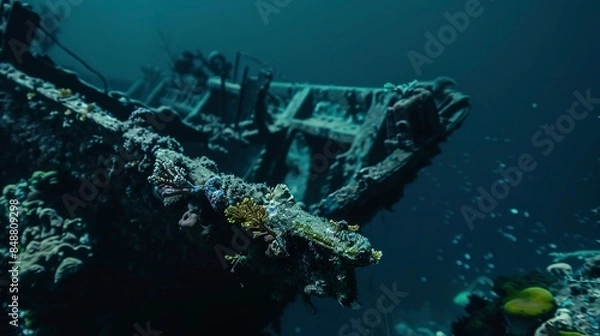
[452,257,600,336]
[224,197,268,233]
[147,151,382,308]
[148,158,201,205]
[503,287,555,317]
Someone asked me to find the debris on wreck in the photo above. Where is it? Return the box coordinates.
[126,51,470,222]
[451,253,600,336]
[0,1,471,335]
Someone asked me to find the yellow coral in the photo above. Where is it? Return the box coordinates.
[302,225,334,249]
[224,198,267,231]
[224,254,246,264]
[57,88,72,98]
[558,332,584,336]
[328,219,360,232]
[503,287,554,317]
[347,224,360,232]
[372,250,383,263]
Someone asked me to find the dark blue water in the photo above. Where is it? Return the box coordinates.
[38,0,600,334]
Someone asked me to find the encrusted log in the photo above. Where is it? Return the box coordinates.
[0,58,379,334]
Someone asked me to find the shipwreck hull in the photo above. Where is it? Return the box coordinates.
[135,73,470,223]
[0,2,470,335]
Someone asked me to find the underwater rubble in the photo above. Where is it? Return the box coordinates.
[0,2,472,335]
[451,252,600,336]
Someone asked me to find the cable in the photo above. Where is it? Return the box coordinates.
[239,51,288,80]
[35,24,108,93]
